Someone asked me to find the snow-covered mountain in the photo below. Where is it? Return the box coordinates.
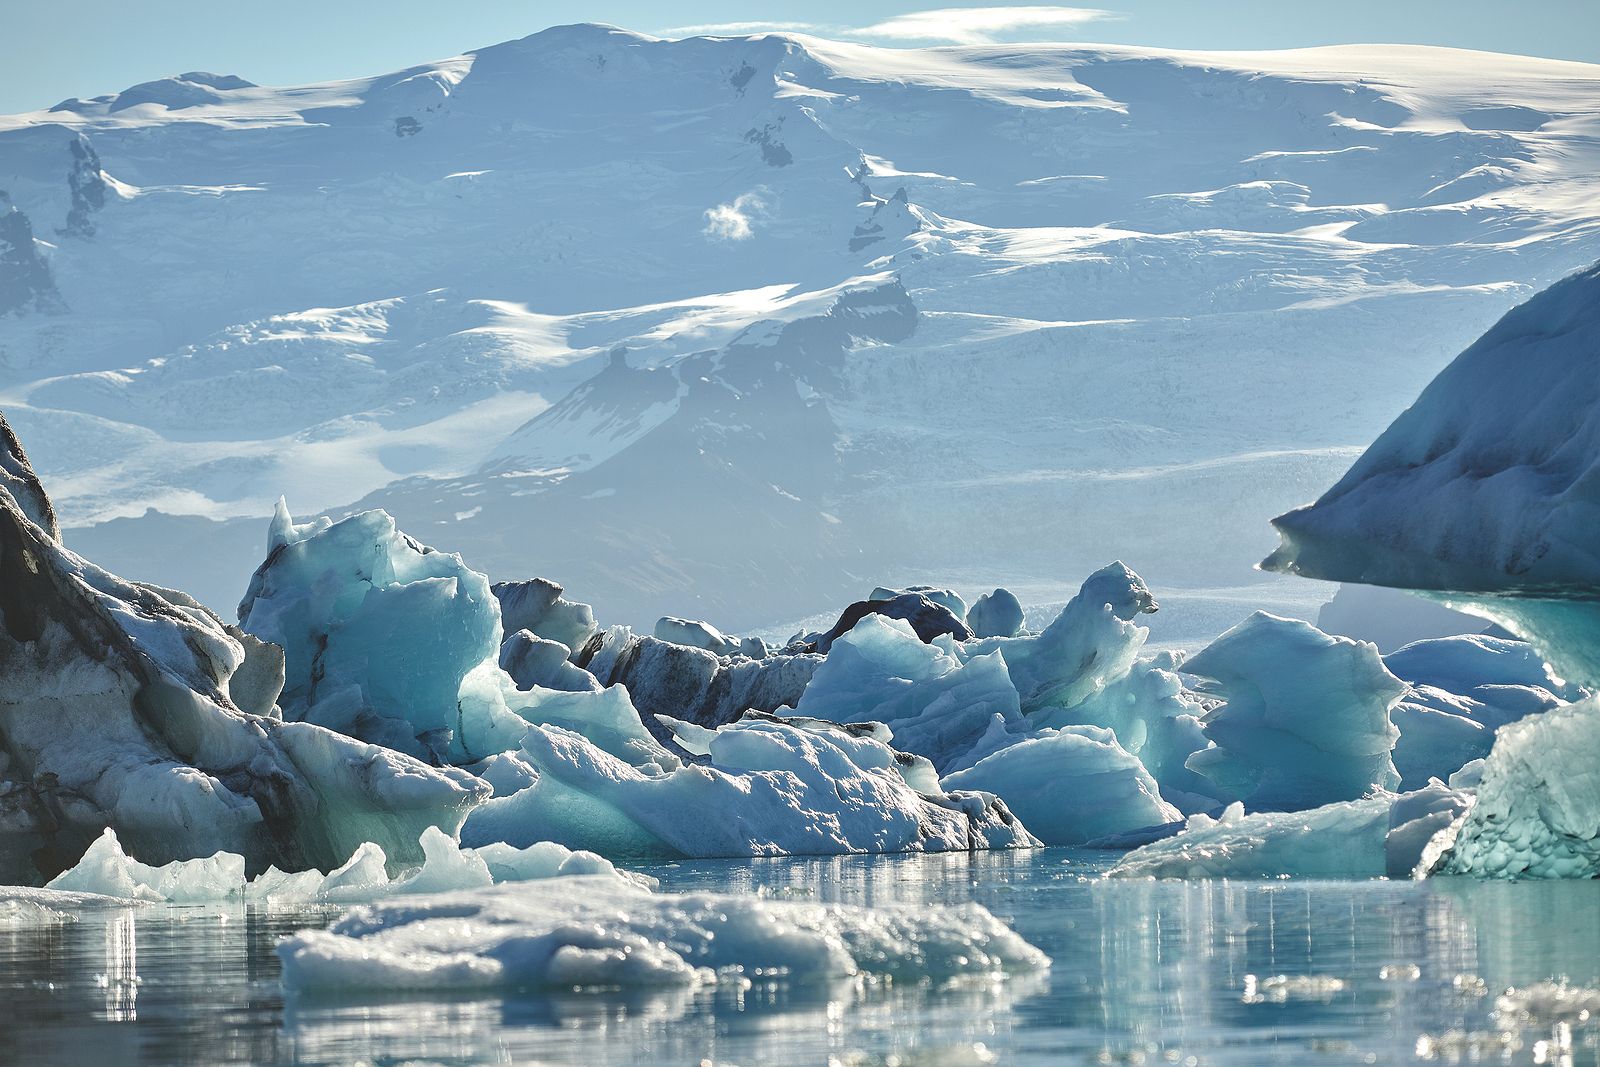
[2,25,1598,626]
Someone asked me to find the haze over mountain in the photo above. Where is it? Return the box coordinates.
[2,24,1598,629]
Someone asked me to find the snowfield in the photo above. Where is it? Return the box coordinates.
[1,26,1597,627]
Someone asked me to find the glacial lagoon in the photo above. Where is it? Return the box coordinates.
[6,850,1598,1066]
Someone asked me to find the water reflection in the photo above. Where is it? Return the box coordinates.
[1,857,1598,1065]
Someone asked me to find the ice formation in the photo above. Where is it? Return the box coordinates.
[238,501,1036,860]
[461,716,1036,858]
[967,588,1025,639]
[942,727,1180,846]
[1423,698,1600,878]
[493,578,598,657]
[1182,612,1404,811]
[1262,265,1600,879]
[278,878,1049,993]
[45,825,647,903]
[1264,262,1600,689]
[0,442,487,885]
[1384,634,1580,789]
[653,616,740,655]
[1266,263,1600,600]
[1109,782,1471,880]
[795,615,1023,773]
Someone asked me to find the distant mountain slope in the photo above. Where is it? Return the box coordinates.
[2,26,1598,623]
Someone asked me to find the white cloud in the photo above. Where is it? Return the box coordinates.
[703,191,768,241]
[855,6,1118,45]
[659,21,822,38]
[658,7,1119,46]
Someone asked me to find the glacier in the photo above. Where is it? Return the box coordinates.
[2,28,1596,630]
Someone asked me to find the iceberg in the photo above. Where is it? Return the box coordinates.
[1109,782,1471,880]
[1384,634,1580,789]
[238,500,526,763]
[462,716,1036,858]
[278,877,1049,994]
[0,430,487,884]
[967,587,1025,639]
[1263,261,1600,687]
[795,614,1023,773]
[493,577,598,657]
[942,726,1180,846]
[44,825,648,903]
[1181,612,1404,811]
[1423,698,1600,878]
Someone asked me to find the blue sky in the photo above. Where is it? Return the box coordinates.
[5,1,1596,113]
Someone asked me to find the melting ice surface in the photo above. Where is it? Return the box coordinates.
[7,852,1600,1066]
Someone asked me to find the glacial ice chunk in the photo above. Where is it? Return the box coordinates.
[278,878,1049,993]
[1424,697,1600,878]
[499,630,602,693]
[493,577,598,654]
[941,726,1180,845]
[1385,634,1578,789]
[0,457,487,884]
[44,826,647,903]
[653,615,739,655]
[1109,782,1471,879]
[795,614,1023,772]
[967,587,1025,639]
[1265,263,1600,600]
[461,717,1037,858]
[1182,612,1404,811]
[239,504,524,763]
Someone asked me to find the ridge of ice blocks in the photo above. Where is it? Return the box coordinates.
[1183,612,1404,811]
[942,727,1180,846]
[0,434,487,884]
[45,826,647,903]
[1385,634,1581,789]
[462,717,1037,858]
[278,878,1049,994]
[1425,697,1600,878]
[1109,782,1471,880]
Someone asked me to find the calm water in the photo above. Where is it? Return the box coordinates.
[4,850,1600,1065]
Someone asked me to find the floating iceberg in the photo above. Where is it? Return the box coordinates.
[239,500,527,763]
[462,716,1036,858]
[967,587,1025,639]
[1423,698,1600,878]
[1385,634,1580,789]
[942,726,1180,846]
[278,877,1049,994]
[1109,782,1471,880]
[1182,612,1404,811]
[44,825,647,903]
[0,431,487,885]
[795,614,1023,773]
[1263,261,1600,687]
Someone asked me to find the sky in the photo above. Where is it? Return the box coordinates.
[3,1,1597,114]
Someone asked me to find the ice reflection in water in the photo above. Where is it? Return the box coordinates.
[0,852,1599,1064]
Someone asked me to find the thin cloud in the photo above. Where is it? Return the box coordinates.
[856,6,1119,44]
[659,21,823,38]
[658,7,1121,47]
